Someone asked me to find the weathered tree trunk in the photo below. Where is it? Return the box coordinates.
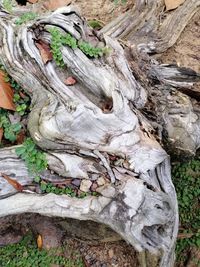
[0,1,199,266]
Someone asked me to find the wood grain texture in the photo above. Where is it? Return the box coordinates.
[0,4,181,267]
[101,0,200,53]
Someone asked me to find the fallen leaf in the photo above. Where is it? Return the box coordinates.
[43,0,71,11]
[64,76,77,86]
[37,234,43,250]
[27,0,38,3]
[19,91,26,99]
[1,173,23,192]
[0,128,3,142]
[0,70,16,111]
[165,0,185,11]
[35,40,53,64]
[16,130,26,144]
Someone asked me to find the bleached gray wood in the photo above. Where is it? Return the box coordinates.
[101,0,200,54]
[0,158,178,267]
[0,3,184,267]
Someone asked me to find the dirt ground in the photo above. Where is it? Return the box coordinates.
[67,238,139,267]
[72,0,134,24]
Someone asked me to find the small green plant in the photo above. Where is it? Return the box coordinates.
[0,233,84,267]
[14,94,29,116]
[34,178,97,198]
[88,20,103,30]
[15,12,38,25]
[0,109,22,142]
[48,27,110,67]
[78,41,105,58]
[2,0,13,13]
[15,102,28,116]
[48,27,66,67]
[15,138,97,198]
[15,138,48,176]
[61,33,78,49]
[172,159,200,263]
[36,179,77,197]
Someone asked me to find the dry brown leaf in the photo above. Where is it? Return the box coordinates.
[16,130,26,145]
[0,70,16,111]
[35,40,53,64]
[43,0,71,11]
[37,234,43,250]
[64,76,77,86]
[0,128,3,142]
[1,173,24,192]
[19,91,26,99]
[27,0,38,3]
[165,0,185,11]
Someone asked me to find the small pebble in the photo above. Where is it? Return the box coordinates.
[97,177,106,186]
[91,174,99,181]
[80,179,92,192]
[71,178,81,187]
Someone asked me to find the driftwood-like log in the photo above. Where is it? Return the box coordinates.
[1,2,199,266]
[101,0,200,53]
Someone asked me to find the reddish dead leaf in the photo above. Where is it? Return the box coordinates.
[16,130,26,144]
[64,76,77,86]
[37,234,43,250]
[0,128,3,142]
[19,91,26,99]
[43,0,71,11]
[165,0,185,11]
[27,0,38,3]
[35,40,53,64]
[1,173,23,192]
[0,70,16,111]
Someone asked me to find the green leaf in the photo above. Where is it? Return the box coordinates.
[46,187,51,193]
[34,176,41,183]
[12,123,22,132]
[40,182,47,191]
[15,146,26,156]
